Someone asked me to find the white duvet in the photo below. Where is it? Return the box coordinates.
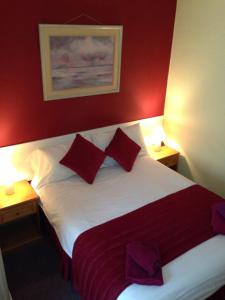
[37,156,225,300]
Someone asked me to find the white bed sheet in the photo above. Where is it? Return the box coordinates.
[37,156,225,300]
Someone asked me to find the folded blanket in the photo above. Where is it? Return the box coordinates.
[212,202,225,234]
[126,241,163,285]
[217,203,225,218]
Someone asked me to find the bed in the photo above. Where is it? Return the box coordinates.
[31,124,225,300]
[34,154,225,300]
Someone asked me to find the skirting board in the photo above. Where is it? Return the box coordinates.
[0,116,163,182]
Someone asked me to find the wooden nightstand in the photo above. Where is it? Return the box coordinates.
[0,180,42,252]
[149,145,179,170]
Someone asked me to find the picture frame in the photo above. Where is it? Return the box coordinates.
[38,24,123,101]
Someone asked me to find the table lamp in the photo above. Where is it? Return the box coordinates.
[152,126,166,152]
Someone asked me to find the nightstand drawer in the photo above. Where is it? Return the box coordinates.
[0,203,37,224]
[158,154,179,168]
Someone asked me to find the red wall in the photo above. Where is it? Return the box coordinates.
[0,0,176,147]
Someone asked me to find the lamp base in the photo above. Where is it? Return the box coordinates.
[153,145,161,152]
[5,184,15,195]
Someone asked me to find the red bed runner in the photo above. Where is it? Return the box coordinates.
[72,185,224,300]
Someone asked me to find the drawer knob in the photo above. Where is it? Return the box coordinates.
[16,212,20,216]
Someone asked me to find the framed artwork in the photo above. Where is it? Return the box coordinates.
[39,24,123,101]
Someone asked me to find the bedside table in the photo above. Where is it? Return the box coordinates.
[0,180,42,252]
[149,145,179,170]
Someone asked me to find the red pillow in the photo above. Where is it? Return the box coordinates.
[105,128,141,171]
[60,134,106,184]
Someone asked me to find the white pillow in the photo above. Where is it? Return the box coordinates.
[123,123,148,156]
[92,123,148,167]
[29,134,91,189]
[92,131,117,167]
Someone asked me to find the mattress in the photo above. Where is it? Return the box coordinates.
[37,156,225,300]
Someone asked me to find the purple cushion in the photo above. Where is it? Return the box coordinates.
[211,202,225,234]
[126,241,163,285]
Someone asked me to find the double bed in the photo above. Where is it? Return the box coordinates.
[35,155,225,300]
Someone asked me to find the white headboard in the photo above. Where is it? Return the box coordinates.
[0,116,163,183]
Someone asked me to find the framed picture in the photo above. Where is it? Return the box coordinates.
[39,24,123,101]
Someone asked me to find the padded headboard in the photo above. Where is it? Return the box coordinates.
[0,116,163,182]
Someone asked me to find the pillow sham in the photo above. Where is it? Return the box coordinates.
[105,128,141,171]
[29,134,91,189]
[30,144,74,190]
[92,123,147,168]
[91,131,117,167]
[123,123,147,156]
[60,134,106,184]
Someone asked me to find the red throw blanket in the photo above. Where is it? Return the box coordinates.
[72,185,223,300]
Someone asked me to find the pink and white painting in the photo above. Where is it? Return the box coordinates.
[39,25,122,100]
[50,36,114,91]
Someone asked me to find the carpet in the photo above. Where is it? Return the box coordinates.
[3,237,80,300]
